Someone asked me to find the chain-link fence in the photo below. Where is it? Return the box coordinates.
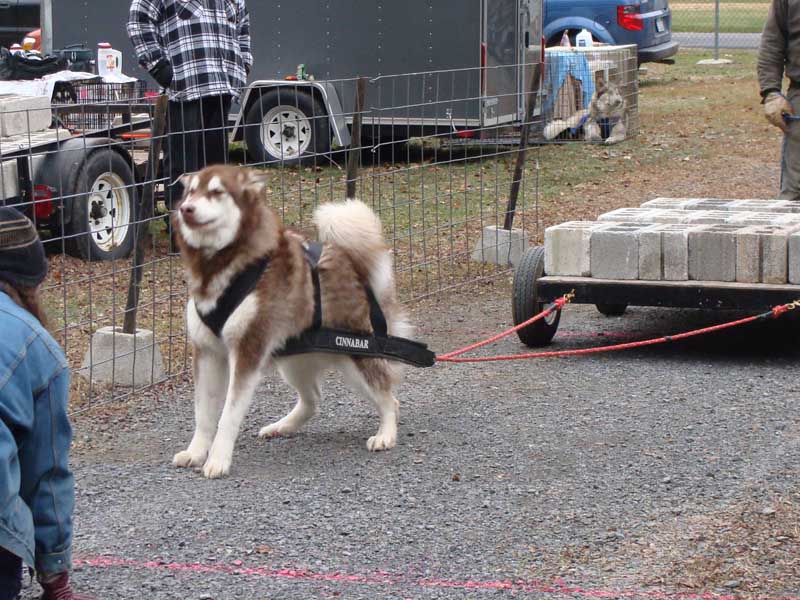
[0,41,641,412]
[670,0,769,51]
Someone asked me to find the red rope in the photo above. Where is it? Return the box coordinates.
[437,301,798,364]
[437,295,570,360]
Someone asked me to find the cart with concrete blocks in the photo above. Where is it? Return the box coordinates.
[0,84,153,261]
[512,198,800,347]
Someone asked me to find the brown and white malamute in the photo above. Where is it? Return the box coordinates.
[172,165,411,478]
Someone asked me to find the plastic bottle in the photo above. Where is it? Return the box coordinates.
[560,30,571,47]
[97,42,123,77]
[575,29,593,48]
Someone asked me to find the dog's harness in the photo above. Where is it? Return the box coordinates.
[195,242,436,368]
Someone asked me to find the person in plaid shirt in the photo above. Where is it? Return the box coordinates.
[127,0,253,215]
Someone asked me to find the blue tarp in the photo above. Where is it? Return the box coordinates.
[543,50,595,117]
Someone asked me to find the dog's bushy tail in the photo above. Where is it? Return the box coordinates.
[313,199,412,339]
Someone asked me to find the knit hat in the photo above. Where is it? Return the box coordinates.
[0,207,48,288]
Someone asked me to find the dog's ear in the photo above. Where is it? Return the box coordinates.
[178,173,197,196]
[241,168,269,193]
[594,71,607,95]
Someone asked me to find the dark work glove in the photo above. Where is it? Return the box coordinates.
[149,59,173,89]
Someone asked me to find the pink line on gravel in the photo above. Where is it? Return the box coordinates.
[74,556,793,599]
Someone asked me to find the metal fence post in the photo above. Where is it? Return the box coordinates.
[123,94,169,335]
[346,77,368,199]
[504,61,542,231]
[714,0,721,61]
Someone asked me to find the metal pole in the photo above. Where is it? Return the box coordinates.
[714,0,720,61]
[41,0,53,55]
[504,61,542,231]
[123,95,169,334]
[346,77,368,199]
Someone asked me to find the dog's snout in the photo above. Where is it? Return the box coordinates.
[180,204,195,216]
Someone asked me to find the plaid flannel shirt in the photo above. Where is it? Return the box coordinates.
[127,0,253,102]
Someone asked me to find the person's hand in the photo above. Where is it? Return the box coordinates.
[764,92,793,132]
[39,571,96,600]
[149,59,173,90]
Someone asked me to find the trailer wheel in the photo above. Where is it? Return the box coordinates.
[596,303,628,317]
[244,89,330,165]
[65,149,135,262]
[512,246,560,347]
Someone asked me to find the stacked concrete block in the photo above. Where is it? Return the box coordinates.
[640,198,694,210]
[599,207,696,224]
[688,224,743,282]
[637,223,708,281]
[0,160,18,200]
[597,208,660,223]
[544,221,609,277]
[685,210,734,225]
[728,199,797,213]
[590,223,644,280]
[683,199,734,211]
[726,211,800,227]
[647,209,696,224]
[735,225,799,284]
[0,95,51,137]
[790,232,800,284]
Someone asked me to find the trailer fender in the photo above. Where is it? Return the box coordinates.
[543,18,614,46]
[231,80,351,148]
[33,137,134,226]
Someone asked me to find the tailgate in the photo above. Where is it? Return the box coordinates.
[641,0,672,41]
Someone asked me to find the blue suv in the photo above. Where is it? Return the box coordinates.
[544,0,679,64]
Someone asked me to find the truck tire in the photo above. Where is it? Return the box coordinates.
[244,89,330,166]
[512,246,560,347]
[65,148,136,262]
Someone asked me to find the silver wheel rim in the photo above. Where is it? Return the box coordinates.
[260,105,312,159]
[88,172,130,253]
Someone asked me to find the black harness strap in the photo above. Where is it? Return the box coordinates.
[195,241,435,368]
[196,256,271,337]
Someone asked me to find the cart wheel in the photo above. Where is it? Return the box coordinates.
[244,89,330,166]
[513,246,560,347]
[596,303,628,317]
[64,149,136,262]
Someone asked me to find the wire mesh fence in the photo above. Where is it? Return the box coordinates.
[0,51,639,411]
[670,0,769,49]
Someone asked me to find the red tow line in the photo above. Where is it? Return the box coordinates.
[436,295,800,364]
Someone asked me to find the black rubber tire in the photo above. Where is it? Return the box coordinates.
[64,149,136,262]
[596,303,628,317]
[244,89,330,166]
[512,246,561,347]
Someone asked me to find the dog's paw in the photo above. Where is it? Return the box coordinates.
[366,431,396,452]
[258,420,296,439]
[172,449,206,469]
[202,454,232,479]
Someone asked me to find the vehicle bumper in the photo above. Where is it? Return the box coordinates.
[638,40,680,63]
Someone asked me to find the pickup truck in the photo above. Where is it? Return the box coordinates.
[544,0,679,64]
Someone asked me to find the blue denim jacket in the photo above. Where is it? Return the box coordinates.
[0,291,73,576]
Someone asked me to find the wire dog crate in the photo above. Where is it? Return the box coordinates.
[53,79,151,132]
[540,44,639,143]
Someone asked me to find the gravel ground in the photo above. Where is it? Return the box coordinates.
[21,280,800,599]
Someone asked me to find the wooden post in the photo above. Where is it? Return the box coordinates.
[123,94,168,334]
[504,61,542,231]
[346,77,368,199]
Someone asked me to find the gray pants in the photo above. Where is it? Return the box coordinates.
[780,90,800,200]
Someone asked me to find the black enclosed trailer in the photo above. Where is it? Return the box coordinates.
[46,0,543,163]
